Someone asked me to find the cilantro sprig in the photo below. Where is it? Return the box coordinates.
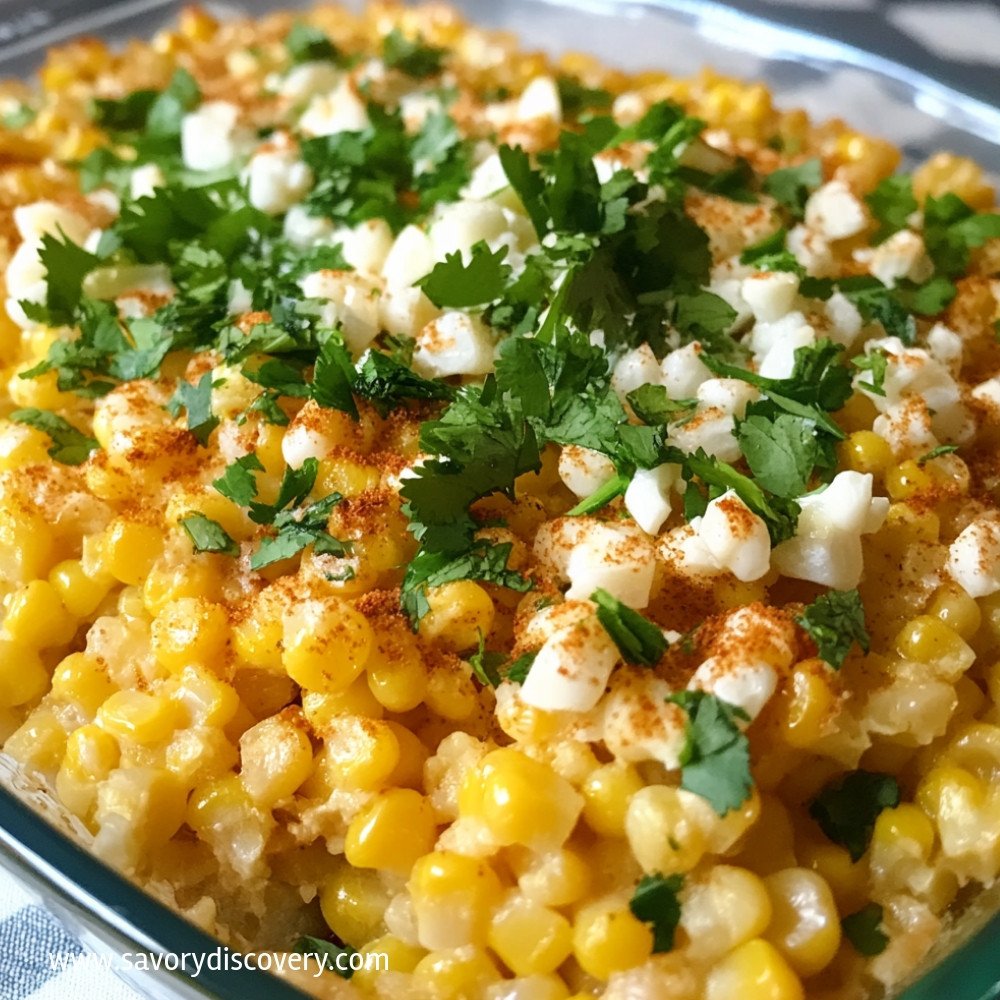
[667,691,753,815]
[809,770,900,861]
[592,588,668,667]
[629,874,684,953]
[796,588,870,669]
[9,408,98,466]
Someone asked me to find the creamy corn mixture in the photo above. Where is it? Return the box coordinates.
[2,3,1000,999]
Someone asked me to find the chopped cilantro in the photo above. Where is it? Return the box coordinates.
[504,650,537,684]
[796,588,870,670]
[251,491,349,570]
[213,453,265,507]
[853,349,888,396]
[168,371,219,446]
[293,936,356,981]
[809,770,900,861]
[354,349,454,416]
[311,337,359,419]
[9,408,98,465]
[917,443,959,464]
[866,175,917,245]
[401,541,532,625]
[592,588,668,667]
[923,193,1000,278]
[179,513,238,556]
[841,904,889,957]
[762,158,822,219]
[739,228,803,274]
[626,384,698,425]
[468,635,538,687]
[285,22,341,64]
[417,241,512,308]
[556,75,612,118]
[629,874,684,953]
[90,89,158,131]
[20,231,98,327]
[382,28,444,78]
[667,690,753,815]
[2,103,36,129]
[736,412,820,498]
[566,472,629,516]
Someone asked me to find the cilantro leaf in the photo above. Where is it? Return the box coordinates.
[213,453,265,507]
[683,448,800,545]
[629,874,684,953]
[144,68,201,144]
[249,458,319,525]
[468,635,538,688]
[24,231,98,326]
[251,491,349,570]
[556,75,612,118]
[841,904,889,957]
[837,275,916,344]
[866,175,917,245]
[354,349,454,416]
[667,690,753,815]
[401,541,531,624]
[498,145,547,236]
[763,159,822,219]
[627,384,697,425]
[504,650,537,685]
[168,371,218,446]
[736,412,818,498]
[796,588,871,670]
[592,588,668,667]
[739,228,803,274]
[809,770,900,861]
[2,103,36,129]
[294,935,356,981]
[853,349,887,396]
[382,28,444,78]
[312,336,359,419]
[417,242,512,308]
[9,408,98,465]
[924,193,1000,278]
[90,89,158,131]
[180,513,238,556]
[285,22,341,64]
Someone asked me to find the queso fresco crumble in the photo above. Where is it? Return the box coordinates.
[2,2,1000,998]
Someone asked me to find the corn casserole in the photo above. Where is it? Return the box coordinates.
[1,3,1000,998]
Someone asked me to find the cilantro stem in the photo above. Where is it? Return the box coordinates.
[566,472,629,516]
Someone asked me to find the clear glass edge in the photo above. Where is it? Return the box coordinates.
[0,0,995,997]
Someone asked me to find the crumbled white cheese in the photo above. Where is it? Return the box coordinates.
[279,61,341,103]
[696,490,772,582]
[559,520,657,608]
[332,218,394,277]
[860,229,933,287]
[382,224,435,289]
[515,76,562,123]
[741,271,799,324]
[947,518,1000,598]
[612,345,662,401]
[429,200,508,262]
[805,180,869,241]
[246,145,313,215]
[557,445,617,500]
[412,311,496,378]
[298,270,381,354]
[690,658,777,721]
[129,163,166,201]
[298,78,370,137]
[602,673,687,770]
[661,343,712,398]
[624,464,681,536]
[181,101,252,172]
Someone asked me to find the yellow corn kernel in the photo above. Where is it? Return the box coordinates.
[97,689,179,744]
[839,430,893,477]
[733,795,797,876]
[510,847,592,908]
[459,748,583,851]
[705,939,804,1000]
[186,773,253,833]
[682,866,773,963]
[239,711,313,805]
[4,707,67,771]
[315,455,380,499]
[345,788,437,873]
[351,935,424,991]
[143,559,223,616]
[0,509,56,584]
[282,597,373,692]
[927,584,982,641]
[835,390,878,435]
[625,785,709,875]
[763,868,841,977]
[231,595,283,671]
[418,580,495,652]
[917,764,984,818]
[913,152,995,210]
[49,559,112,618]
[50,652,115,714]
[117,586,146,618]
[151,597,231,672]
[884,502,940,544]
[411,946,502,999]
[581,761,644,838]
[409,852,504,949]
[56,723,120,819]
[103,519,164,586]
[425,662,479,720]
[4,579,76,647]
[775,661,838,749]
[320,864,393,949]
[872,803,935,858]
[384,722,429,790]
[894,615,974,679]
[885,460,931,501]
[366,632,427,712]
[0,420,50,469]
[170,664,240,728]
[0,637,48,708]
[572,902,653,980]
[303,675,384,727]
[178,5,218,39]
[316,715,400,790]
[488,893,573,977]
[796,840,869,914]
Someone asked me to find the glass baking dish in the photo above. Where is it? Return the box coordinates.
[0,1,998,998]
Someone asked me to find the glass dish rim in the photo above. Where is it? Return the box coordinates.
[0,2,996,998]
